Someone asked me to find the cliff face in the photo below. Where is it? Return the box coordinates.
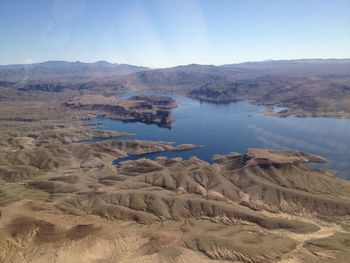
[63,94,177,127]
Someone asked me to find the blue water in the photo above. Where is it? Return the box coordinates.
[88,95,350,179]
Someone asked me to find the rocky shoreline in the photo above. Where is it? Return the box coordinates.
[1,97,350,262]
[64,94,177,128]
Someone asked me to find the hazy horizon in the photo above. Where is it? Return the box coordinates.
[1,57,350,69]
[1,0,350,67]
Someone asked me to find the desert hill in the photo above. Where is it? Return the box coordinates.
[0,99,349,262]
[2,59,350,118]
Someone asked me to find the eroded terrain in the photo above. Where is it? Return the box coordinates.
[64,94,177,127]
[0,95,350,263]
[2,59,350,118]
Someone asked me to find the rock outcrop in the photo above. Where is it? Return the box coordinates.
[64,94,177,127]
[1,99,350,263]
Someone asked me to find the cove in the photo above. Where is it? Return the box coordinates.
[88,95,350,179]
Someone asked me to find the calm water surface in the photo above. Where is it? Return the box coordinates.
[89,95,350,179]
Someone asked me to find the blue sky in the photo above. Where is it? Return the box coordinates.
[0,0,349,67]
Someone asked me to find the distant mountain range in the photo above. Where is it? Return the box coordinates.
[0,60,149,82]
[116,59,350,92]
[1,59,350,83]
[1,59,350,118]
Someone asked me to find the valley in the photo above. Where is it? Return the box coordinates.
[0,60,350,262]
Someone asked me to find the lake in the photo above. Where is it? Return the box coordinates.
[89,95,350,179]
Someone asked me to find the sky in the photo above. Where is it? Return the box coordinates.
[0,0,349,67]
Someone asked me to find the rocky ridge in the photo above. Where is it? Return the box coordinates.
[0,98,350,262]
[64,94,177,128]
